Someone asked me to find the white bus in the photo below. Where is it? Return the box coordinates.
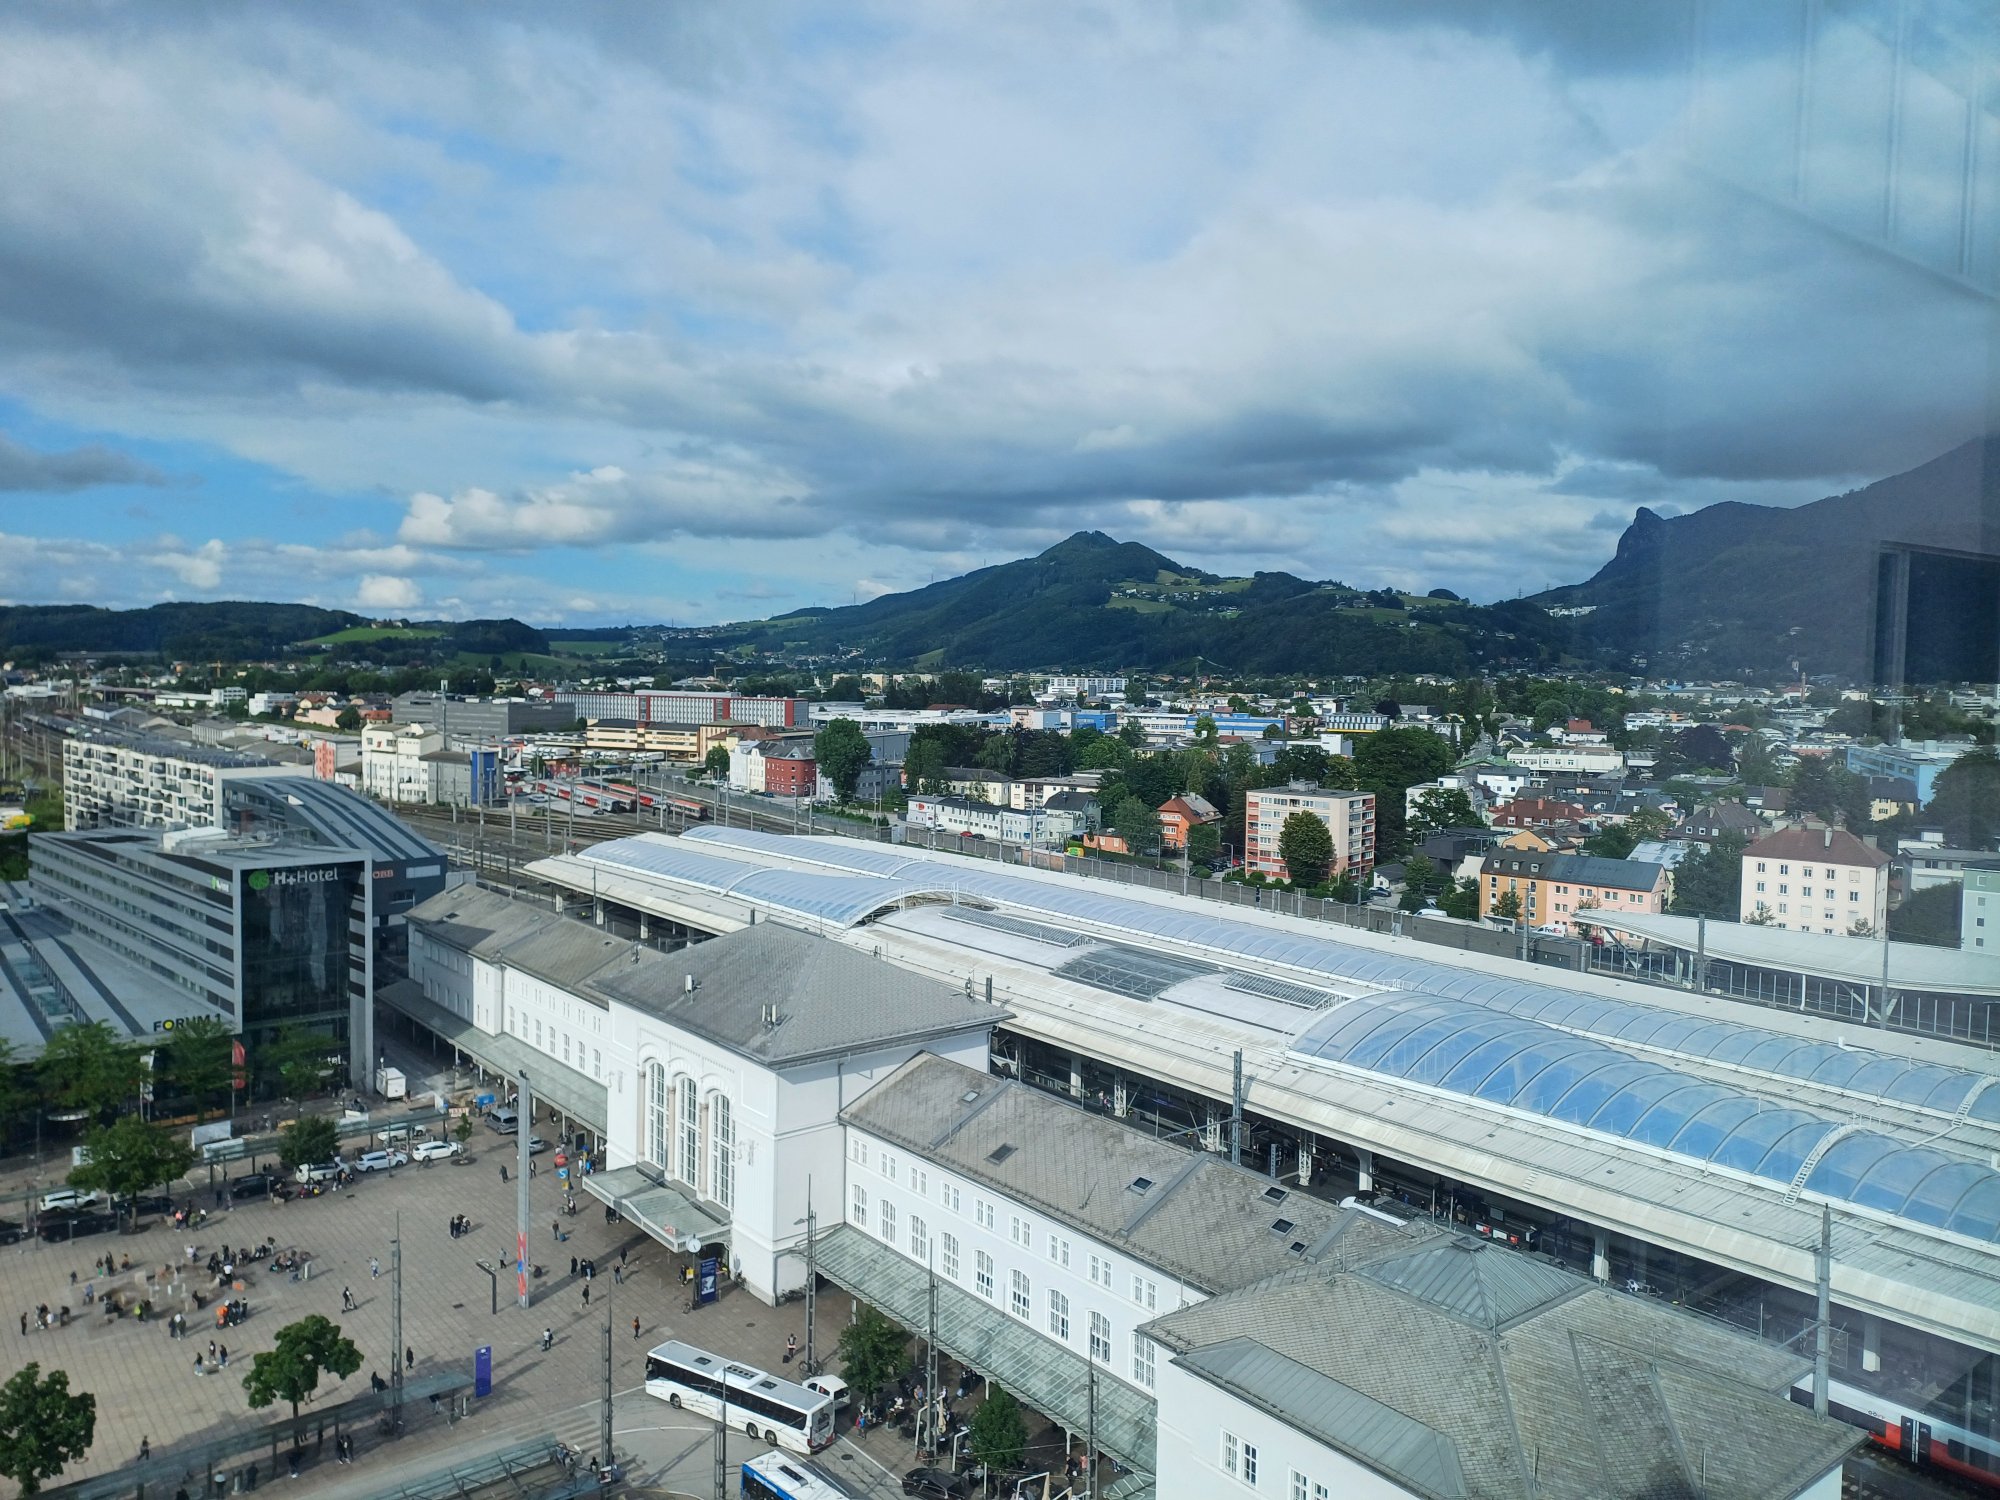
[644,1340,835,1456]
[741,1448,857,1500]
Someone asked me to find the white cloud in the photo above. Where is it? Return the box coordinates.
[355,573,422,609]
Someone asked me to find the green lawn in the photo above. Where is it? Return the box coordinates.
[305,624,448,645]
[1106,597,1174,614]
[548,639,632,657]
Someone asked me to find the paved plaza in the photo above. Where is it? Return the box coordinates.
[0,1135,944,1499]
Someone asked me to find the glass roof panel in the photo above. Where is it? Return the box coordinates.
[1947,1180,2000,1240]
[1468,1037,1605,1104]
[1972,1088,2000,1124]
[1705,1109,1823,1175]
[1802,1052,1872,1089]
[1627,1083,1736,1148]
[1374,1012,1501,1081]
[1433,1033,1549,1095]
[1586,1073,1688,1135]
[1515,1054,1631,1115]
[1849,1147,1954,1216]
[1669,1097,1763,1161]
[1547,1060,1656,1124]
[1805,1136,1903,1200]
[1901,1161,1993,1229]
[1753,1120,1836,1183]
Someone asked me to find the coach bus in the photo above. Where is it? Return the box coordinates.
[740,1449,857,1500]
[645,1340,835,1456]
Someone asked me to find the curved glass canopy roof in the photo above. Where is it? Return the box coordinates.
[670,828,2000,1128]
[1289,994,2000,1241]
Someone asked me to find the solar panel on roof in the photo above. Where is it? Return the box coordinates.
[942,907,1092,948]
[1225,972,1335,1009]
[1054,944,1220,1000]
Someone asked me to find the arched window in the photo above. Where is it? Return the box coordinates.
[678,1076,700,1188]
[645,1062,669,1170]
[710,1094,734,1211]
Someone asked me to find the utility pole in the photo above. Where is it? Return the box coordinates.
[924,1250,941,1462]
[1086,1347,1099,1500]
[517,1071,533,1309]
[714,1365,729,1500]
[391,1211,404,1425]
[1812,1203,1832,1416]
[1229,1050,1244,1166]
[803,1179,818,1375]
[601,1287,614,1471]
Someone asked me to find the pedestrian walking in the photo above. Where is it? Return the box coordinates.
[139,1437,149,1461]
[613,1265,622,1286]
[18,1312,24,1337]
[405,1345,414,1371]
[219,1344,228,1367]
[551,1220,560,1241]
[618,1246,627,1268]
[581,1285,590,1308]
[369,1257,380,1279]
[499,1164,508,1183]
[342,1286,355,1311]
[631,1317,640,1340]
[209,1340,217,1362]
[570,1255,578,1276]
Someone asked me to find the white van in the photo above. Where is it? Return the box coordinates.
[488,1106,519,1135]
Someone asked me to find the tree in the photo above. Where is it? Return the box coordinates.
[1889,884,1961,948]
[1117,719,1146,749]
[1186,822,1221,869]
[453,1111,474,1149]
[1493,887,1522,922]
[1925,750,2000,849]
[333,706,361,732]
[1192,714,1218,746]
[0,1364,96,1496]
[0,1037,24,1145]
[1399,857,1451,911]
[1582,807,1670,860]
[278,1115,340,1173]
[38,1022,143,1125]
[1673,725,1734,771]
[1410,788,1481,837]
[1277,812,1334,887]
[1269,744,1331,786]
[968,1383,1028,1476]
[1669,833,1748,920]
[160,1015,234,1121]
[1353,727,1455,856]
[1744,902,1776,926]
[703,745,731,780]
[812,718,873,802]
[263,1027,338,1099]
[69,1116,195,1230]
[834,1304,907,1405]
[242,1315,364,1429]
[1441,876,1481,920]
[1112,796,1162,854]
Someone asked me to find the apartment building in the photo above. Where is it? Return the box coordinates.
[361,722,443,803]
[63,736,309,832]
[1739,826,1890,935]
[1477,850,1670,933]
[1965,862,2000,953]
[905,793,1085,845]
[1844,740,1966,806]
[555,688,804,729]
[1243,784,1375,881]
[583,718,739,763]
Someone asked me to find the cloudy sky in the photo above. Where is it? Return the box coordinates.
[0,0,1992,624]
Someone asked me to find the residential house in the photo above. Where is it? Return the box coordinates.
[1670,802,1766,843]
[1739,826,1890,936]
[1157,793,1220,852]
[1487,797,1588,832]
[1478,850,1670,933]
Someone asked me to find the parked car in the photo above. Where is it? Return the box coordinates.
[487,1106,519,1135]
[0,1219,25,1245]
[901,1469,971,1499]
[411,1139,462,1163]
[352,1149,408,1173]
[38,1187,100,1214]
[229,1172,285,1200]
[294,1160,344,1184]
[526,1135,548,1155]
[38,1211,115,1242]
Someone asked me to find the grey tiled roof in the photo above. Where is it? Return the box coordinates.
[1176,1338,1467,1498]
[841,1053,1412,1293]
[586,923,1006,1067]
[1144,1251,1861,1500]
[1355,1238,1586,1330]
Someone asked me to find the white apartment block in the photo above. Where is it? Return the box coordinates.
[1507,745,1626,775]
[1043,675,1126,699]
[361,722,445,804]
[1739,826,1890,935]
[62,737,307,832]
[1244,784,1375,881]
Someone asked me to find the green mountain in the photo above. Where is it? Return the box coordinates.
[1533,438,2000,681]
[0,601,362,661]
[707,530,1588,674]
